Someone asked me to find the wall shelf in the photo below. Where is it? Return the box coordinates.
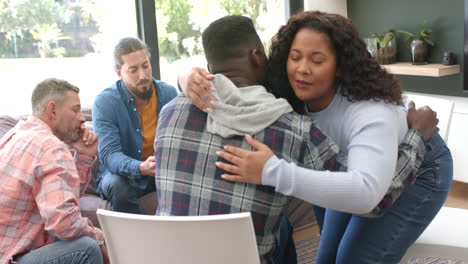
[381,62,460,77]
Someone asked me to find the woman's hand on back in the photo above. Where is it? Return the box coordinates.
[406,100,439,142]
[216,135,274,185]
[178,67,217,112]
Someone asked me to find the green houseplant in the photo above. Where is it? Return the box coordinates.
[366,30,397,64]
[397,21,435,64]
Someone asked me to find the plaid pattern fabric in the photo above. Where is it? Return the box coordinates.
[364,129,426,217]
[154,96,345,263]
[0,117,103,263]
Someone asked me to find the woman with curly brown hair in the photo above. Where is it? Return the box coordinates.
[179,11,452,263]
[267,11,403,114]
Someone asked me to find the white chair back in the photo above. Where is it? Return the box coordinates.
[97,209,260,264]
[403,92,455,142]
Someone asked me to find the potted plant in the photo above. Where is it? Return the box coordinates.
[365,30,397,65]
[397,21,435,65]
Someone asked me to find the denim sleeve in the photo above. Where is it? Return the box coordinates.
[156,80,178,108]
[92,94,141,180]
[363,129,426,218]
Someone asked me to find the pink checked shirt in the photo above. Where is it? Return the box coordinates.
[0,116,104,263]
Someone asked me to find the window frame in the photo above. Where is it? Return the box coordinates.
[135,0,161,80]
[135,0,299,81]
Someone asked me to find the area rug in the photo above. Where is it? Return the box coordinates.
[295,232,320,264]
[408,259,468,264]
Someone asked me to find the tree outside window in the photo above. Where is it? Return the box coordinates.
[0,0,284,116]
[155,0,285,86]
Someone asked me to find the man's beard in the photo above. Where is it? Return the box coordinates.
[131,80,153,100]
[69,131,80,143]
[63,127,81,143]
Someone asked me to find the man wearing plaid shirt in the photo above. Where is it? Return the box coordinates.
[155,16,431,263]
[0,79,109,264]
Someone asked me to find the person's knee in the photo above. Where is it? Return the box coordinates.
[74,236,103,264]
[104,174,134,200]
[418,138,453,191]
[102,174,143,213]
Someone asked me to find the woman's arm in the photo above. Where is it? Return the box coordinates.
[178,67,216,112]
[219,125,395,214]
[219,103,436,215]
[273,104,401,215]
[364,101,438,216]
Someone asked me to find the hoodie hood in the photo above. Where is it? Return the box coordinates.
[206,74,293,137]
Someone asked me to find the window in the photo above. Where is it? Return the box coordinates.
[0,0,138,116]
[1,0,288,116]
[155,0,286,87]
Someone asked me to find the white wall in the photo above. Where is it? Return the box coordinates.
[304,0,348,17]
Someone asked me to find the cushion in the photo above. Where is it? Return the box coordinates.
[139,192,158,215]
[0,115,19,139]
[79,195,112,228]
[80,192,158,228]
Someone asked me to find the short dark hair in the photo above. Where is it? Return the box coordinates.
[113,37,151,70]
[202,15,261,65]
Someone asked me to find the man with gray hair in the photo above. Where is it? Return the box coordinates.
[93,37,177,214]
[0,78,109,264]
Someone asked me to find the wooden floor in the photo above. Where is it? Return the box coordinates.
[444,180,468,209]
[293,224,319,242]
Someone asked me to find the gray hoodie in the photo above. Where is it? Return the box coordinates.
[206,74,293,137]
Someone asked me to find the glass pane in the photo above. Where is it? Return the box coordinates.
[0,0,138,116]
[155,0,286,87]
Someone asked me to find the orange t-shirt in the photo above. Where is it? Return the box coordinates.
[137,90,158,160]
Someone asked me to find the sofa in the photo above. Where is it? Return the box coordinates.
[0,109,315,231]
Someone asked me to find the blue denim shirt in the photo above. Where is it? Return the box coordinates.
[92,78,177,190]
